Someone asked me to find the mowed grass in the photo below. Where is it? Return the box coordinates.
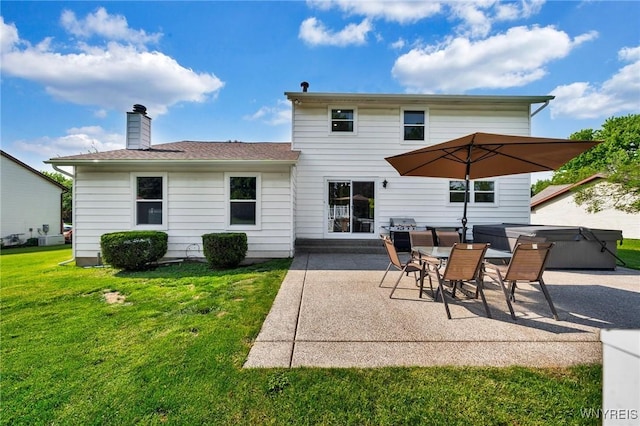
[1,246,602,425]
[618,238,640,269]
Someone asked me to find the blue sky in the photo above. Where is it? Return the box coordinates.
[1,0,639,178]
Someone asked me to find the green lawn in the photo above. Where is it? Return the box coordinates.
[1,246,603,425]
[618,238,640,269]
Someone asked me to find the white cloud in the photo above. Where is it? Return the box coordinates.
[306,0,545,37]
[550,45,640,119]
[0,16,19,53]
[60,7,162,47]
[390,38,406,49]
[392,26,595,93]
[15,126,125,159]
[307,0,442,24]
[450,0,546,38]
[299,17,372,46]
[244,100,291,126]
[0,10,224,115]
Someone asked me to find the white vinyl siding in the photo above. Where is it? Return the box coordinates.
[292,102,533,240]
[72,166,294,264]
[531,182,640,239]
[0,154,65,239]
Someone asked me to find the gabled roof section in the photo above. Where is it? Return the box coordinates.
[531,173,606,209]
[1,150,68,191]
[285,91,555,106]
[46,141,300,166]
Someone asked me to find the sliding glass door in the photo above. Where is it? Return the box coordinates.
[327,180,375,234]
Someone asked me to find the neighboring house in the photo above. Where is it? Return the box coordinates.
[531,173,639,239]
[47,90,554,265]
[1,150,67,245]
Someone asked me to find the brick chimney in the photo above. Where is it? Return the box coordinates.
[126,104,151,150]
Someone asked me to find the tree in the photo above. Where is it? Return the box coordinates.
[532,114,640,213]
[42,171,73,223]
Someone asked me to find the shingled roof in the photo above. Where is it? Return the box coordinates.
[530,173,606,209]
[47,141,299,165]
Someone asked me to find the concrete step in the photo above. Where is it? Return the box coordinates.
[295,238,386,254]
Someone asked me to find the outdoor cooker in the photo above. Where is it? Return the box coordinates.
[383,217,427,252]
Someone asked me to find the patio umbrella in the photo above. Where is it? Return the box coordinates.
[385,132,601,241]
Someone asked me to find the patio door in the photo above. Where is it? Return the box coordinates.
[327,180,375,235]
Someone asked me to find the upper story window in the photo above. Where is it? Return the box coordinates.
[227,173,261,228]
[449,180,495,204]
[134,174,167,227]
[330,108,355,133]
[403,110,425,141]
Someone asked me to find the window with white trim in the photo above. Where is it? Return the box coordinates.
[401,107,428,142]
[227,173,261,227]
[330,108,355,133]
[449,180,495,203]
[403,110,425,141]
[133,174,167,227]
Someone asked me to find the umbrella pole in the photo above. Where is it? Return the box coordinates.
[462,177,469,243]
[461,146,472,243]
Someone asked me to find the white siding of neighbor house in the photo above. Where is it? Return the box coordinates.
[72,165,294,265]
[293,103,533,240]
[1,154,64,239]
[531,183,640,239]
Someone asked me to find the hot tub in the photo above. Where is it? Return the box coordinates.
[472,224,623,270]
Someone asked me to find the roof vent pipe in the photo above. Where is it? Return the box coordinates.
[301,81,309,92]
[133,104,147,115]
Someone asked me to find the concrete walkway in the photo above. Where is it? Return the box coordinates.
[245,252,640,368]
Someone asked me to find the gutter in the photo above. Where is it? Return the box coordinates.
[46,159,300,167]
[52,164,74,178]
[530,100,551,117]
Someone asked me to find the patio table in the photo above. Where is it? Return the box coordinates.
[412,246,513,262]
[411,246,513,300]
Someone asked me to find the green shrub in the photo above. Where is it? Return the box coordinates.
[100,231,168,271]
[25,238,39,247]
[202,233,247,269]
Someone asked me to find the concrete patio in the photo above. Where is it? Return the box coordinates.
[245,252,640,368]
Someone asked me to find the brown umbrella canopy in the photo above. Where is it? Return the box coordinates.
[385,132,601,241]
[385,132,600,179]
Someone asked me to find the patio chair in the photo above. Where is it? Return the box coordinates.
[436,229,461,246]
[409,231,439,295]
[430,243,491,319]
[409,230,438,262]
[486,242,559,321]
[380,236,425,299]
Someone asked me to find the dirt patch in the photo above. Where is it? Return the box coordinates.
[104,291,126,304]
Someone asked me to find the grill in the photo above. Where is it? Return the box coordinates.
[384,217,423,252]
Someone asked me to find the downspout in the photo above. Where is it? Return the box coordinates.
[530,100,550,117]
[52,164,76,265]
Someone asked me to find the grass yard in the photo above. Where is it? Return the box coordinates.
[1,246,603,425]
[618,238,640,270]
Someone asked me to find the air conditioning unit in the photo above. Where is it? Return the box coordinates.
[38,235,65,246]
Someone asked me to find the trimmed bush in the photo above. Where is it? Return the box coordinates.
[202,233,247,269]
[100,231,168,271]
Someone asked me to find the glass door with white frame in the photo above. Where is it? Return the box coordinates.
[327,180,375,234]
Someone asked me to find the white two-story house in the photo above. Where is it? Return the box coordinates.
[286,90,553,244]
[47,89,553,266]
